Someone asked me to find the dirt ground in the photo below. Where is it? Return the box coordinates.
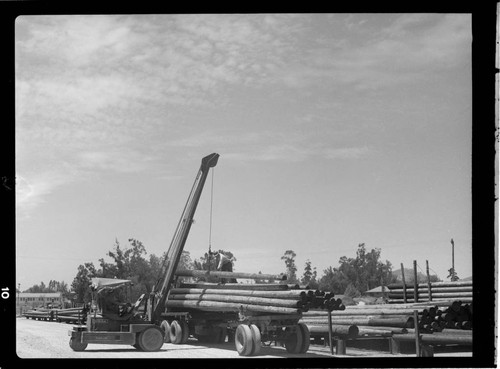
[16,317,471,359]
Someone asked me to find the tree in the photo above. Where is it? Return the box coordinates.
[301,259,319,288]
[301,259,313,286]
[177,250,194,271]
[281,250,298,284]
[71,262,99,303]
[318,266,344,293]
[318,243,396,294]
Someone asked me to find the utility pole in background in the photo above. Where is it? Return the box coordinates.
[451,238,455,273]
[448,238,459,281]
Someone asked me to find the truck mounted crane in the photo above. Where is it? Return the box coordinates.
[68,153,219,351]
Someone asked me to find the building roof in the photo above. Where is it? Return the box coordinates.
[19,292,62,298]
[364,286,387,294]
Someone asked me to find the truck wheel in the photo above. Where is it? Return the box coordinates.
[249,324,261,356]
[180,320,189,343]
[160,320,171,343]
[298,323,310,353]
[235,324,253,356]
[133,343,143,350]
[137,326,164,352]
[69,337,87,351]
[169,320,183,344]
[284,326,303,354]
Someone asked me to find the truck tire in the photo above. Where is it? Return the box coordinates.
[235,324,253,356]
[298,323,310,353]
[180,320,189,343]
[133,342,143,350]
[137,326,164,352]
[160,320,171,343]
[69,337,88,351]
[169,320,183,344]
[284,326,303,354]
[249,324,261,356]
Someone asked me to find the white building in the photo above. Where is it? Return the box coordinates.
[16,292,64,311]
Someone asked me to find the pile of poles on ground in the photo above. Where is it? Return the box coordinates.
[23,307,86,324]
[385,280,473,304]
[299,298,473,347]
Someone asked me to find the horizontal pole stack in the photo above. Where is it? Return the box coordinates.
[386,280,472,303]
[23,306,87,323]
[175,269,287,281]
[300,315,414,328]
[301,298,473,335]
[23,309,53,320]
[306,324,359,338]
[392,331,472,345]
[165,299,302,314]
[167,283,344,316]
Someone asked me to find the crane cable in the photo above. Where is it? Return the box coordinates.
[207,168,215,271]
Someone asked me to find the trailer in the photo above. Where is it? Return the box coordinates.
[159,302,310,356]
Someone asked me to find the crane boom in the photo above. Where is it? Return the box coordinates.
[149,153,219,322]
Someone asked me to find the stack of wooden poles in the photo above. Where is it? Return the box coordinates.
[300,300,473,346]
[53,307,87,323]
[23,307,86,323]
[386,281,472,304]
[419,300,473,331]
[23,308,54,321]
[167,270,344,315]
[300,304,417,339]
[166,283,341,315]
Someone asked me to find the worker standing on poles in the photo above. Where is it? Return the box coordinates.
[209,250,237,283]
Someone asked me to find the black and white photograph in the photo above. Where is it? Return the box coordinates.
[2,6,496,367]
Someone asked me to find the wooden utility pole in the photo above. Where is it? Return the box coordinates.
[413,310,421,357]
[327,308,334,355]
[451,238,455,281]
[426,260,432,302]
[400,263,407,303]
[413,260,418,303]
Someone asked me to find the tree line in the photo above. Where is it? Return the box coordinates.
[24,240,440,303]
[281,243,440,297]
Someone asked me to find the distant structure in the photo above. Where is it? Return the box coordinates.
[16,292,66,313]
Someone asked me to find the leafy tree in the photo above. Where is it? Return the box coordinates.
[344,283,361,298]
[318,243,396,294]
[301,259,319,288]
[318,266,344,293]
[25,280,71,300]
[301,259,313,285]
[281,250,298,284]
[395,268,441,284]
[71,262,99,303]
[177,250,194,271]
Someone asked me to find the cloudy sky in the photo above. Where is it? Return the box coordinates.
[15,14,472,290]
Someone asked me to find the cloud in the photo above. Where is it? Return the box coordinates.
[14,14,465,216]
[16,170,77,218]
[323,146,370,160]
[171,129,370,163]
[77,149,156,174]
[277,14,471,91]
